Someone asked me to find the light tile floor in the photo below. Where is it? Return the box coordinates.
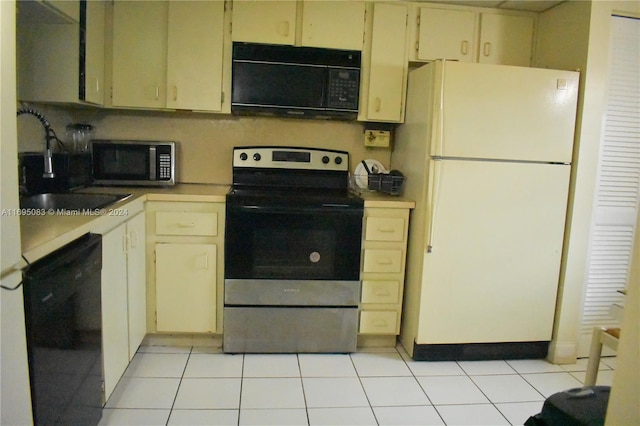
[100,345,615,426]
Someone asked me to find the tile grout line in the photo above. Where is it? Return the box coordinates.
[398,345,448,425]
[349,351,380,425]
[237,353,245,426]
[164,346,193,426]
[296,354,312,426]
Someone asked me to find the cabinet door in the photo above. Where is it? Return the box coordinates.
[84,0,105,105]
[478,13,533,66]
[126,213,146,360]
[166,1,225,111]
[231,1,296,45]
[46,0,80,22]
[101,223,129,401]
[156,243,217,333]
[301,1,364,50]
[366,2,408,123]
[112,1,167,108]
[417,7,475,62]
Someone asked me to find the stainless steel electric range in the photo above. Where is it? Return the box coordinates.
[224,146,364,353]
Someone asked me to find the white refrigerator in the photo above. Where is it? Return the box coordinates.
[392,60,579,359]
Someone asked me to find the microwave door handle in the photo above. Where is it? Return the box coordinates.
[149,146,157,181]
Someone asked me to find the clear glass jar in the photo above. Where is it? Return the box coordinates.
[65,123,94,153]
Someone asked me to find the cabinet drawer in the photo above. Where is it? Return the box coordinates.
[362,249,403,273]
[155,212,218,236]
[359,311,398,334]
[361,280,400,304]
[365,217,405,242]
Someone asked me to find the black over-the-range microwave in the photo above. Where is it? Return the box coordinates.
[231,42,361,120]
[92,140,176,186]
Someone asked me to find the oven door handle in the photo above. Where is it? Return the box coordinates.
[230,204,363,214]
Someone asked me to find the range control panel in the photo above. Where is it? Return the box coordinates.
[233,146,349,172]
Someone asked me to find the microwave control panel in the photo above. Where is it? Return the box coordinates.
[156,145,173,181]
[327,68,360,111]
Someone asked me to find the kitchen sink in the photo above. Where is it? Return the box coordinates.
[20,192,131,211]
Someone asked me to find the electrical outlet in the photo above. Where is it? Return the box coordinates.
[364,130,390,147]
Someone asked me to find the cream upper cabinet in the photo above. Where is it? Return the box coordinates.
[166,1,225,111]
[84,0,105,105]
[46,0,80,22]
[112,1,167,109]
[231,0,365,50]
[410,4,534,67]
[231,1,297,45]
[112,1,225,111]
[363,2,409,123]
[478,13,534,67]
[16,0,105,105]
[301,1,365,50]
[416,7,475,62]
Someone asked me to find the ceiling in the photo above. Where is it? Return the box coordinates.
[415,0,566,13]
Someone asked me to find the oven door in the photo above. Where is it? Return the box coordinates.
[224,200,363,281]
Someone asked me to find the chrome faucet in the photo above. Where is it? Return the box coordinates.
[17,108,57,178]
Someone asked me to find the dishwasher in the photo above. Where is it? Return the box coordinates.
[23,233,103,425]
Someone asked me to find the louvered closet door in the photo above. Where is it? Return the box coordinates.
[578,15,640,356]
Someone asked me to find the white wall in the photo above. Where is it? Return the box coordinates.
[1,1,34,424]
[535,0,640,364]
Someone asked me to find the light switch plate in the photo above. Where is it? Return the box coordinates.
[364,130,390,147]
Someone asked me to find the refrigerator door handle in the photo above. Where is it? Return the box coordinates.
[426,159,443,253]
[431,60,446,158]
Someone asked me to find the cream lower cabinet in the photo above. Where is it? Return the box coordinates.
[126,212,147,360]
[101,210,146,401]
[155,243,217,333]
[359,207,410,336]
[146,201,225,334]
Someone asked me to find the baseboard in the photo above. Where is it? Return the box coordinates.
[412,341,549,361]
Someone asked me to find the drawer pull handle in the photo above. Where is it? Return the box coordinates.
[375,97,381,112]
[376,259,393,265]
[178,222,196,228]
[377,228,396,233]
[372,319,388,327]
[375,290,390,297]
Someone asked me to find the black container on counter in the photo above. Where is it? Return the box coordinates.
[19,152,92,195]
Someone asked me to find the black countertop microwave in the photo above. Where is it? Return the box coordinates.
[231,42,361,120]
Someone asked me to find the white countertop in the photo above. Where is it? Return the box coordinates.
[20,183,413,264]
